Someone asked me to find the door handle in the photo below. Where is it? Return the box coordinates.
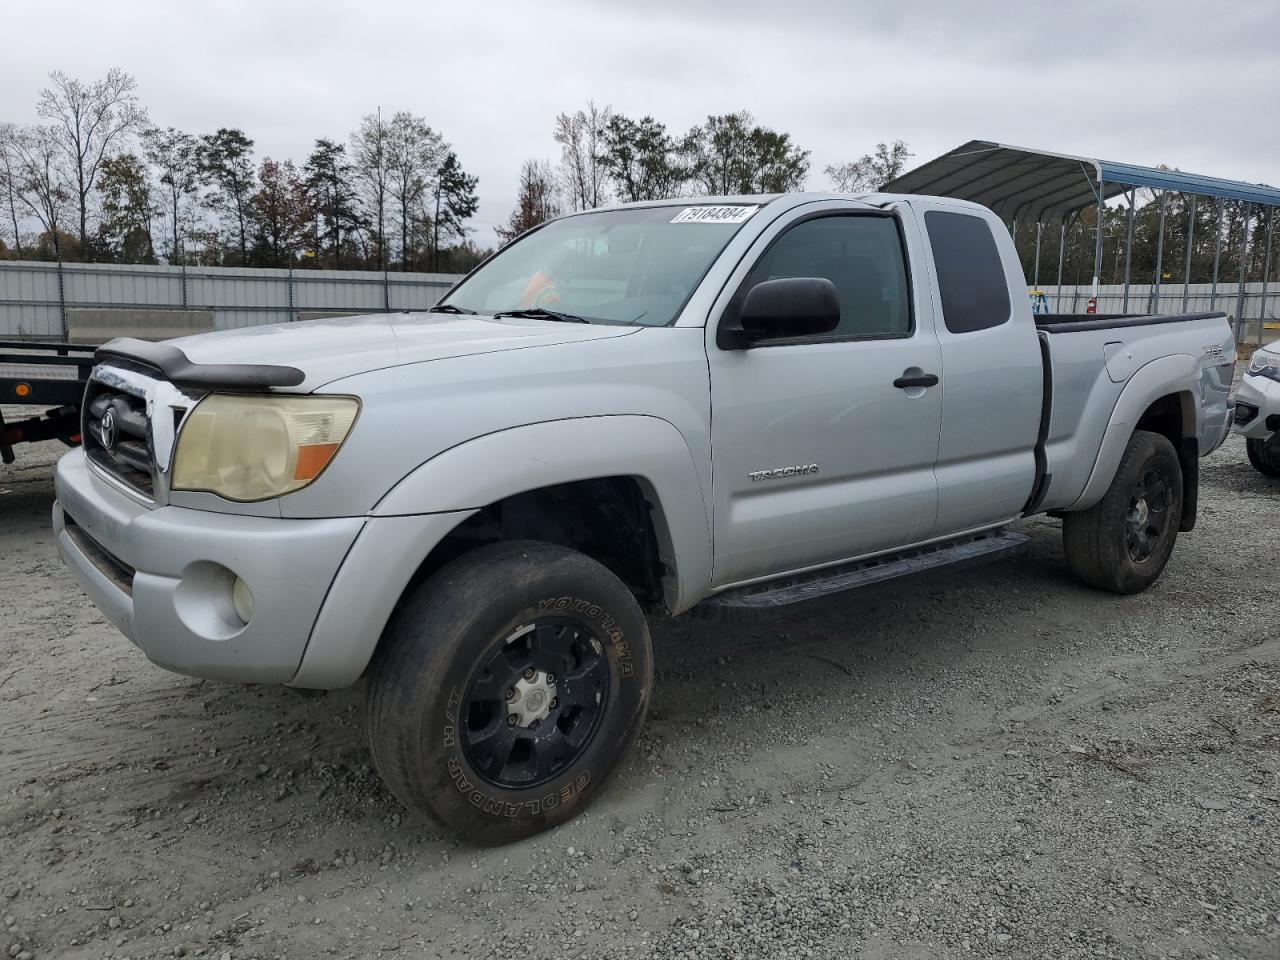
[893,372,940,389]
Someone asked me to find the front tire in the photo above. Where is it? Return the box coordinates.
[1246,437,1280,477]
[1062,429,1183,594]
[366,540,653,843]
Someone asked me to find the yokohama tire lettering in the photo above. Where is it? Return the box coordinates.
[539,596,634,677]
[447,758,590,818]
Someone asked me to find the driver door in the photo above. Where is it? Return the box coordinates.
[707,205,944,586]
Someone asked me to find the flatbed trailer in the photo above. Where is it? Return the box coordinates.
[0,339,96,463]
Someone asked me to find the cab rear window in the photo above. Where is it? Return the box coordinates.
[925,211,1011,334]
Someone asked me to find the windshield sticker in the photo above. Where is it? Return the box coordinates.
[670,205,758,224]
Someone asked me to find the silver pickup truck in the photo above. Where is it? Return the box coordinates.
[53,193,1235,841]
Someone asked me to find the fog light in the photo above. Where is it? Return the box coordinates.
[232,577,254,624]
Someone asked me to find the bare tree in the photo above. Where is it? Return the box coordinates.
[553,101,612,211]
[0,125,25,256]
[7,126,72,247]
[36,68,148,255]
[3,125,74,263]
[386,112,446,270]
[142,127,200,263]
[826,140,912,193]
[351,111,391,271]
[497,159,560,243]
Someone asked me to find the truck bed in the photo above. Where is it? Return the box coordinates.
[1034,311,1235,514]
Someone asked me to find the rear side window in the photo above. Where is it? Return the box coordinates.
[925,211,1011,334]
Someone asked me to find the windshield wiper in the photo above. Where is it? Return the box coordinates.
[492,308,589,324]
[428,303,476,314]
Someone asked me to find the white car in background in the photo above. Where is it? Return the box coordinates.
[1233,343,1280,476]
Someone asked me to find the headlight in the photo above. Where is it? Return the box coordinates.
[1248,348,1280,381]
[172,394,359,501]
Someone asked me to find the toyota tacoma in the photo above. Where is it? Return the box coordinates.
[53,192,1236,840]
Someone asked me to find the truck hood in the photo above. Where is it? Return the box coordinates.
[168,313,638,390]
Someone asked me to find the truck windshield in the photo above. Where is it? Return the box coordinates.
[437,204,760,326]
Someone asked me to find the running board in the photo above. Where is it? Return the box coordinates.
[693,529,1029,620]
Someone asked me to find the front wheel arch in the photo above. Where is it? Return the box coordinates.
[369,416,713,612]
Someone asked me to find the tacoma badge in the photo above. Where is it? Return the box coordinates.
[748,464,819,482]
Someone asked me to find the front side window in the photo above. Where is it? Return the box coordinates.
[739,215,912,339]
[925,211,1012,334]
[440,204,760,326]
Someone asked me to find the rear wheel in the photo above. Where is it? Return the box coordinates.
[1246,437,1280,477]
[366,540,652,843]
[1062,429,1183,594]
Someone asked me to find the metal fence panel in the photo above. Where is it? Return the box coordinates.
[1038,281,1279,341]
[0,260,462,339]
[8,260,1275,345]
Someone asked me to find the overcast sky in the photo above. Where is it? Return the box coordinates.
[3,0,1278,248]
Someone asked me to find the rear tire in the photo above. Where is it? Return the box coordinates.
[1062,429,1183,594]
[1246,437,1280,477]
[366,540,653,843]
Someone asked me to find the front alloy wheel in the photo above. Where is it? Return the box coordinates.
[366,540,653,843]
[460,618,611,789]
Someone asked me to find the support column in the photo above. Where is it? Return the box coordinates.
[55,260,67,339]
[1122,188,1136,312]
[1210,198,1224,314]
[1055,222,1067,310]
[1150,191,1168,314]
[1091,179,1106,301]
[1181,195,1198,312]
[1235,204,1253,342]
[1033,222,1042,288]
[1258,209,1275,344]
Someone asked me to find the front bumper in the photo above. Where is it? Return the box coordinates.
[54,448,364,684]
[1231,373,1280,441]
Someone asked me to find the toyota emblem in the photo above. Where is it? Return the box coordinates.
[100,408,117,450]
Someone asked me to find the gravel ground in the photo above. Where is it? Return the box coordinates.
[1,430,1278,960]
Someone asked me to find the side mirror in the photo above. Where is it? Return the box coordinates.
[717,277,841,350]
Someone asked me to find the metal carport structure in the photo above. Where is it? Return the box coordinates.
[884,140,1280,339]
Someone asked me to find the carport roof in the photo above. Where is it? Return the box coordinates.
[883,140,1280,223]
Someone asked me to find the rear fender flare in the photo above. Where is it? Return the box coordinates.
[1069,353,1198,512]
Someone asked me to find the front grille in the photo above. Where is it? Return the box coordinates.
[83,382,155,496]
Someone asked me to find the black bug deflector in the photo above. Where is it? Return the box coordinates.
[95,337,306,389]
